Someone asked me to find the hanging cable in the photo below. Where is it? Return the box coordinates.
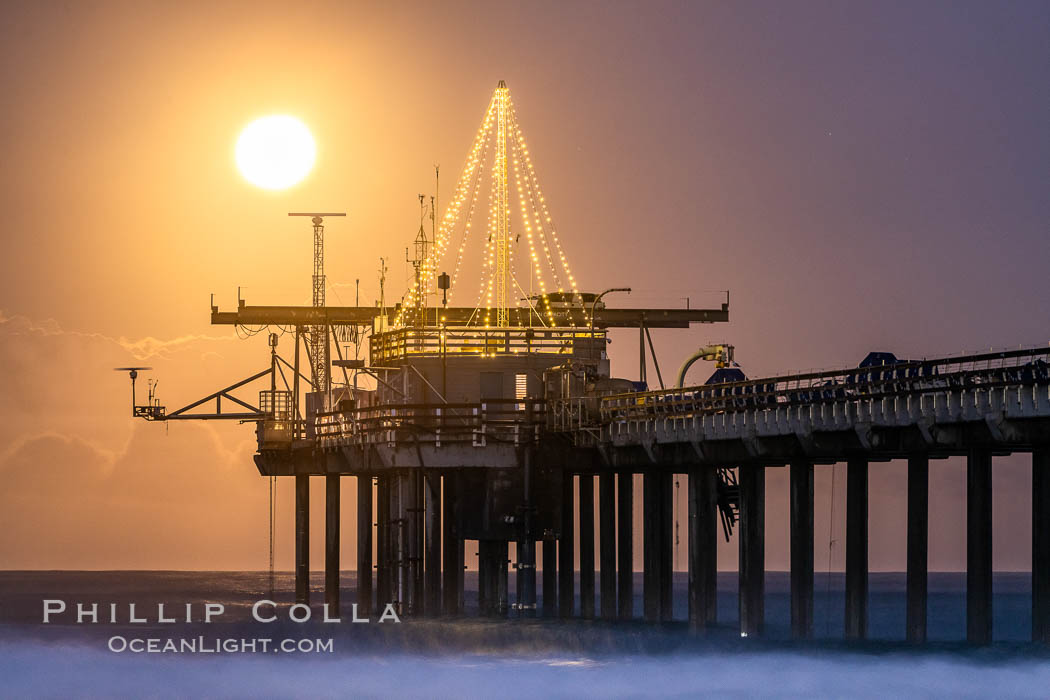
[826,464,837,636]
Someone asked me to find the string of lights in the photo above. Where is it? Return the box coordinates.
[392,82,582,329]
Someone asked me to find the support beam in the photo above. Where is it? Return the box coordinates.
[409,472,424,616]
[1035,448,1050,644]
[295,474,310,605]
[391,474,405,614]
[617,471,634,620]
[579,475,595,619]
[967,448,992,645]
[559,471,575,618]
[376,476,390,607]
[496,540,509,617]
[442,473,464,615]
[643,472,659,622]
[356,475,372,617]
[599,472,617,619]
[659,471,674,621]
[424,472,441,617]
[738,465,764,637]
[542,539,558,617]
[517,427,537,618]
[325,474,340,614]
[790,460,814,639]
[479,540,509,617]
[907,454,928,643]
[478,540,494,616]
[689,467,718,632]
[845,456,868,640]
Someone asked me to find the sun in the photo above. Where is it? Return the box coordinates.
[235,115,316,190]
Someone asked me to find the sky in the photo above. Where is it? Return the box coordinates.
[0,0,1047,571]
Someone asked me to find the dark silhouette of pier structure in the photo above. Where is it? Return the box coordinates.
[131,299,1050,645]
[122,82,1050,645]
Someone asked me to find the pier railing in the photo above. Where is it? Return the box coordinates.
[370,326,605,364]
[546,346,1050,432]
[315,398,544,448]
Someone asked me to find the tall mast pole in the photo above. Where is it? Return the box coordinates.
[289,212,345,393]
[311,215,328,392]
[495,80,510,328]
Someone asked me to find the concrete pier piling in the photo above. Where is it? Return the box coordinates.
[643,472,659,622]
[478,540,510,617]
[325,474,340,612]
[644,471,674,622]
[376,476,390,608]
[295,473,310,605]
[617,472,634,620]
[442,473,464,615]
[558,471,575,618]
[659,472,673,622]
[906,454,928,643]
[845,456,868,640]
[542,540,557,617]
[790,460,813,639]
[1035,448,1050,644]
[579,474,595,619]
[738,465,764,637]
[356,475,373,617]
[599,472,617,619]
[688,467,718,632]
[967,448,993,645]
[424,472,441,616]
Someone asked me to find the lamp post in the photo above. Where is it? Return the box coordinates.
[590,287,631,363]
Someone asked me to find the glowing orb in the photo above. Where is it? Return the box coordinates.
[235,115,316,190]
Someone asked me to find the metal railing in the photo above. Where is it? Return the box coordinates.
[315,398,545,448]
[370,326,605,365]
[561,346,1050,428]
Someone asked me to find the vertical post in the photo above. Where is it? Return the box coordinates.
[599,472,617,619]
[295,473,310,605]
[688,468,718,632]
[617,471,634,620]
[639,322,646,385]
[643,472,659,622]
[579,474,595,619]
[325,474,340,614]
[357,474,373,617]
[845,456,868,640]
[479,540,509,617]
[398,474,417,616]
[967,448,992,644]
[559,471,575,618]
[424,471,441,616]
[1034,448,1050,644]
[414,472,426,615]
[392,474,405,614]
[496,540,509,617]
[542,539,558,617]
[738,465,764,637]
[790,460,814,639]
[376,476,390,607]
[704,470,718,625]
[442,472,464,615]
[478,540,493,616]
[659,471,674,621]
[517,408,537,617]
[907,454,928,643]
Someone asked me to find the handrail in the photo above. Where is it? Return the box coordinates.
[591,346,1050,425]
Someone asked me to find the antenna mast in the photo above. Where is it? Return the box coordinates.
[494,80,510,328]
[289,212,346,392]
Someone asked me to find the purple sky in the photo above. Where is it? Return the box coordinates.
[0,0,1047,571]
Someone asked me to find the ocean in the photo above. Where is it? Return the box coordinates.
[1,571,1048,698]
